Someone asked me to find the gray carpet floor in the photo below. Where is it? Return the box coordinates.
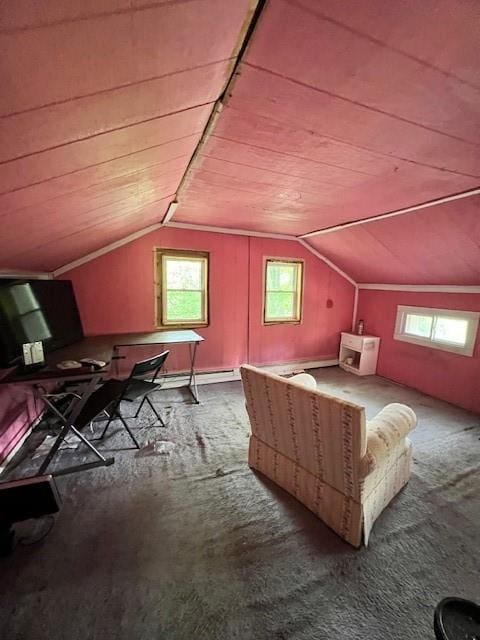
[0,367,479,640]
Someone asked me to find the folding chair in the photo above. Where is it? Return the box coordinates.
[37,351,170,474]
[97,350,170,448]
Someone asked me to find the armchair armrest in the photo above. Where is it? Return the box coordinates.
[360,403,417,477]
[288,372,317,389]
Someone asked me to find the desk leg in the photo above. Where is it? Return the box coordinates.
[187,341,200,404]
[37,375,115,476]
[37,420,70,475]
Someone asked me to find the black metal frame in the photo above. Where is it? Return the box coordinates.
[111,337,201,404]
[98,350,170,448]
[37,373,115,477]
[187,341,200,404]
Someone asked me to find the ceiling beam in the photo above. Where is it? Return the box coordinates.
[299,186,480,238]
[167,0,266,223]
[161,201,178,225]
[50,218,357,289]
[165,220,297,241]
[297,238,356,286]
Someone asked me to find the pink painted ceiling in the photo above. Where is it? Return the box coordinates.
[0,0,255,271]
[1,0,479,285]
[177,0,479,235]
[310,196,480,285]
[174,0,480,284]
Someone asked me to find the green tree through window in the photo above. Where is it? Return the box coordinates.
[264,259,303,323]
[156,250,209,326]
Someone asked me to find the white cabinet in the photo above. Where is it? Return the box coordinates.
[339,332,380,376]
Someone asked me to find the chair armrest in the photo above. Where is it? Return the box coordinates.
[360,403,417,477]
[288,373,317,389]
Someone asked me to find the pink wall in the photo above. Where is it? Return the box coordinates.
[63,227,355,372]
[247,237,353,366]
[1,226,354,465]
[0,385,41,465]
[357,290,480,413]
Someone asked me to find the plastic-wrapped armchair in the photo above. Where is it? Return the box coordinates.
[240,365,417,547]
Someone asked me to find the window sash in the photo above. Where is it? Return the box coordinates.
[156,250,209,327]
[394,305,479,357]
[264,259,303,323]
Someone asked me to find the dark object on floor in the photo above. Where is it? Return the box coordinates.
[97,349,170,447]
[1,371,479,640]
[434,598,480,640]
[0,475,61,556]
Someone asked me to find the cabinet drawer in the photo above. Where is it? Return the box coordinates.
[341,333,363,350]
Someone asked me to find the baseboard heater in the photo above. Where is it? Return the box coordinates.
[160,358,339,389]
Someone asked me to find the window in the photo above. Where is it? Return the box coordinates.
[264,258,304,324]
[6,283,52,342]
[394,305,479,356]
[155,249,209,327]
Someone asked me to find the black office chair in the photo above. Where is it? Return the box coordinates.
[93,350,170,448]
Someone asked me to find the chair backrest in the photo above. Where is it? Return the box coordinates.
[240,364,368,498]
[130,350,170,381]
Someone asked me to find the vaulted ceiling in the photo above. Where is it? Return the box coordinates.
[0,0,256,271]
[1,0,479,284]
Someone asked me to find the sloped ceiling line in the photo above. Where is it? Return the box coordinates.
[285,0,480,91]
[49,220,358,289]
[2,0,479,287]
[1,100,217,166]
[0,133,202,199]
[164,0,266,218]
[1,60,229,123]
[0,0,260,271]
[243,62,477,147]
[301,186,480,238]
[208,134,375,178]
[0,0,209,35]
[169,0,479,285]
[218,105,479,180]
[9,193,178,264]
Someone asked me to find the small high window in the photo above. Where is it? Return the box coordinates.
[394,305,479,356]
[264,258,304,324]
[155,249,209,327]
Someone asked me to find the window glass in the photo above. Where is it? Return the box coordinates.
[264,260,303,323]
[433,316,468,346]
[404,314,433,338]
[394,305,479,357]
[156,251,208,326]
[166,258,202,291]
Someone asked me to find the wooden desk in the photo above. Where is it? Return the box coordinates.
[1,329,204,402]
[0,330,204,477]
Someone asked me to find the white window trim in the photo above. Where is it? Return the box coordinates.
[394,305,479,357]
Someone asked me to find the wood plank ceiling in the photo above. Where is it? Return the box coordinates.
[1,0,479,284]
[176,0,480,284]
[0,0,256,271]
